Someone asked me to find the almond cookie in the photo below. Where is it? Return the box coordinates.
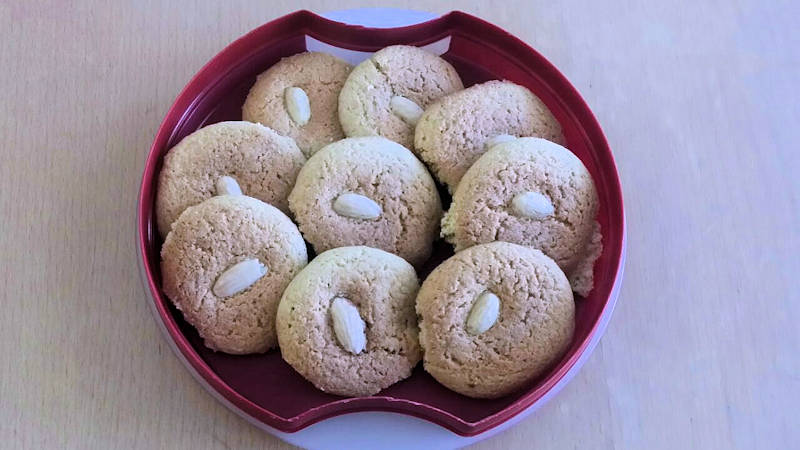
[155,121,305,237]
[414,80,564,190]
[276,246,421,397]
[288,136,442,267]
[242,52,352,157]
[441,137,599,281]
[338,45,463,150]
[416,242,575,399]
[161,195,307,354]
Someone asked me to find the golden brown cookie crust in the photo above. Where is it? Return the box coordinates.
[160,195,307,354]
[242,52,352,157]
[155,121,305,237]
[276,246,421,397]
[288,136,442,267]
[338,45,463,149]
[416,242,575,399]
[441,137,598,275]
[414,80,565,190]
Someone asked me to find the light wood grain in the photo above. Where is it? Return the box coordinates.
[1,1,798,448]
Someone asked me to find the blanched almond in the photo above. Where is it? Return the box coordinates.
[466,291,500,335]
[330,297,366,354]
[390,95,423,126]
[212,259,267,298]
[511,191,554,220]
[215,175,242,196]
[333,192,382,220]
[284,86,311,126]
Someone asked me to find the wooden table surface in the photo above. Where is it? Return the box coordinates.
[2,1,798,448]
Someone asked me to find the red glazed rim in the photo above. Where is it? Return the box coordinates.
[137,10,625,437]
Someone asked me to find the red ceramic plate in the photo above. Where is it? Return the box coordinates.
[137,10,624,437]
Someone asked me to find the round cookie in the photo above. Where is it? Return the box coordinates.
[414,80,565,190]
[338,45,463,149]
[155,121,305,237]
[416,242,575,399]
[288,136,442,267]
[242,52,351,157]
[161,195,307,354]
[441,137,598,274]
[276,246,421,397]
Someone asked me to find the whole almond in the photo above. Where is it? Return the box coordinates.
[212,259,267,298]
[485,134,517,150]
[330,297,367,354]
[284,86,311,126]
[390,95,424,126]
[333,192,382,220]
[215,175,242,196]
[511,191,555,220]
[466,291,500,335]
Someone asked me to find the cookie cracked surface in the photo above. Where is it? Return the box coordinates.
[415,80,564,190]
[339,45,463,150]
[289,136,442,267]
[441,137,598,277]
[160,195,307,354]
[416,242,575,399]
[155,121,305,237]
[276,246,421,397]
[242,52,352,157]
